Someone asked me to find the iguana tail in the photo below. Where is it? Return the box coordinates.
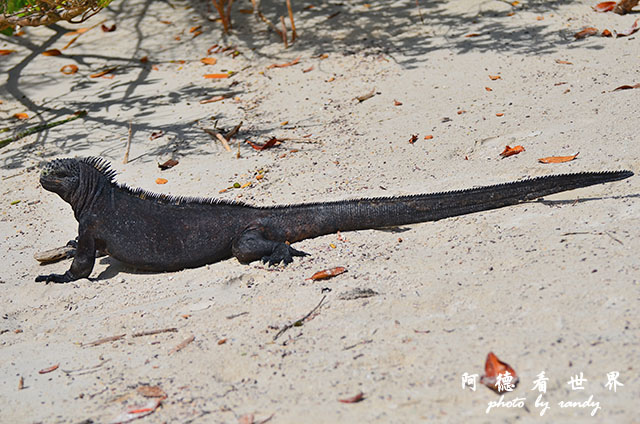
[272,170,633,242]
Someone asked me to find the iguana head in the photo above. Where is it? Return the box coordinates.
[40,158,82,201]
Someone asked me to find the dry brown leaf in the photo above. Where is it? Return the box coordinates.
[338,392,365,403]
[555,59,573,65]
[538,153,579,163]
[489,75,501,80]
[38,364,59,374]
[602,28,613,36]
[302,66,314,73]
[393,100,403,106]
[267,57,301,69]
[60,64,79,75]
[500,145,525,157]
[464,33,481,37]
[200,57,217,65]
[0,49,16,55]
[169,335,195,354]
[189,25,202,33]
[614,0,639,14]
[158,159,179,170]
[496,112,504,117]
[137,385,167,398]
[101,23,116,32]
[42,49,62,56]
[150,130,164,140]
[90,67,117,78]
[613,83,640,91]
[192,30,203,38]
[574,27,599,39]
[485,86,493,92]
[408,134,419,144]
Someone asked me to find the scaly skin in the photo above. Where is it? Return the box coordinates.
[35,157,633,283]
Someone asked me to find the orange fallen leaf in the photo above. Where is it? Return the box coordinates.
[613,83,640,91]
[496,112,504,117]
[204,73,229,79]
[457,110,466,115]
[465,33,481,37]
[156,178,168,184]
[140,56,149,63]
[60,64,79,75]
[318,53,329,59]
[267,57,301,69]
[217,338,227,345]
[500,145,525,157]
[280,121,288,126]
[200,57,217,65]
[90,67,117,78]
[14,113,28,120]
[424,135,433,140]
[192,30,203,38]
[593,1,617,12]
[574,27,599,39]
[489,75,501,80]
[189,25,202,33]
[601,28,612,37]
[485,86,493,92]
[538,152,579,163]
[308,266,347,281]
[38,364,59,374]
[338,392,364,403]
[555,59,573,65]
[393,100,403,106]
[42,49,62,56]
[480,352,519,393]
[536,15,544,20]
[0,49,16,55]
[408,134,419,144]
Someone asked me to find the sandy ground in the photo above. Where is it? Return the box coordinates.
[1,0,639,422]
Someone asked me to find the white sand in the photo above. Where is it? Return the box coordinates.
[1,0,638,422]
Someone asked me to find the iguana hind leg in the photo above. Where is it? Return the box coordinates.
[232,228,308,266]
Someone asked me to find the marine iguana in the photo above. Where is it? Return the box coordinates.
[35,157,632,283]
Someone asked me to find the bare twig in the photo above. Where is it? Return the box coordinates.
[286,0,297,41]
[169,335,195,354]
[123,121,132,164]
[280,16,288,48]
[274,296,326,340]
[84,334,125,347]
[225,121,243,140]
[415,0,424,24]
[226,311,249,319]
[203,128,231,152]
[132,328,178,337]
[258,11,283,39]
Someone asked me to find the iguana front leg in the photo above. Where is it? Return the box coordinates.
[36,227,96,283]
[232,228,308,266]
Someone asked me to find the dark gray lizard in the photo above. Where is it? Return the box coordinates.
[35,157,632,283]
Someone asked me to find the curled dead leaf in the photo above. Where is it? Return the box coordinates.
[489,75,501,80]
[617,18,639,36]
[42,49,62,56]
[593,1,616,12]
[201,57,217,65]
[308,267,347,281]
[408,134,419,144]
[156,178,168,184]
[338,392,364,403]
[613,83,640,91]
[101,23,116,32]
[538,153,579,163]
[574,27,599,39]
[60,64,79,75]
[480,352,519,393]
[158,159,179,170]
[90,67,117,78]
[485,86,493,92]
[500,145,525,158]
[601,29,613,37]
[38,364,59,374]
